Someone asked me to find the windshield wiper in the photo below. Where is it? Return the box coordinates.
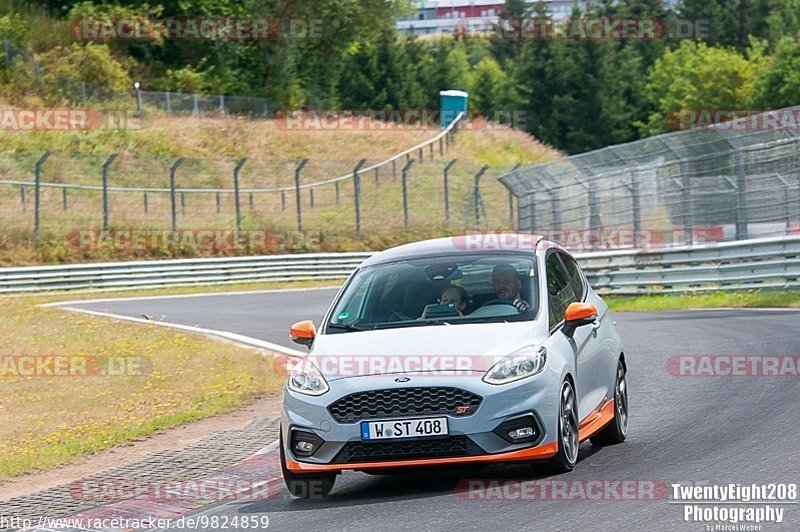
[327,323,368,332]
[370,319,450,330]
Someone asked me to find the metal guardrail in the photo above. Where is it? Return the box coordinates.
[0,236,797,294]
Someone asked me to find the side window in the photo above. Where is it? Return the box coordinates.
[546,253,576,329]
[558,253,586,301]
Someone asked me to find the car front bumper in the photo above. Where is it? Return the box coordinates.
[280,372,564,473]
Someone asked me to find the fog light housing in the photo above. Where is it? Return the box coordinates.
[290,429,324,457]
[493,415,541,444]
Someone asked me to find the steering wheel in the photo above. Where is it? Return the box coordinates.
[481,299,519,308]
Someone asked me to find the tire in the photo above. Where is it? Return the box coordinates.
[590,359,628,446]
[280,434,336,499]
[542,380,580,474]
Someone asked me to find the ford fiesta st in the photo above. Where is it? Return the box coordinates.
[280,234,628,498]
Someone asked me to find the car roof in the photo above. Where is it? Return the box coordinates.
[360,233,561,267]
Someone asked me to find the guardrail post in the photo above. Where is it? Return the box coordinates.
[402,159,416,230]
[33,151,51,249]
[443,159,457,226]
[101,154,117,232]
[62,188,68,211]
[169,157,184,233]
[294,158,309,231]
[233,157,247,235]
[353,159,367,235]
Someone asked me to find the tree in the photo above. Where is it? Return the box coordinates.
[639,40,756,136]
[750,36,800,110]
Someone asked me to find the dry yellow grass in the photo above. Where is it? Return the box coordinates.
[0,288,287,479]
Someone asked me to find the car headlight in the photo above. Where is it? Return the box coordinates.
[483,345,547,385]
[288,359,329,396]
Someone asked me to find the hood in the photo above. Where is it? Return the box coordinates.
[304,321,548,380]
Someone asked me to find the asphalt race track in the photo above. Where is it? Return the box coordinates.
[60,290,800,531]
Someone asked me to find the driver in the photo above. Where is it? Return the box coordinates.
[491,263,531,312]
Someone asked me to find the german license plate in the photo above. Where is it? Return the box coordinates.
[360,417,449,441]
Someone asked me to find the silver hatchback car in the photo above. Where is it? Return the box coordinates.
[280,234,628,498]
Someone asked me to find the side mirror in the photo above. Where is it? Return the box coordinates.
[562,302,598,338]
[289,320,316,348]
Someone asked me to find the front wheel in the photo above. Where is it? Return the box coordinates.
[590,359,628,446]
[280,434,336,499]
[542,380,580,473]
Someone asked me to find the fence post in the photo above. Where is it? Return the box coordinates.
[20,185,26,211]
[353,159,367,235]
[418,147,424,164]
[508,163,521,228]
[101,154,117,232]
[135,86,142,112]
[80,82,87,103]
[165,91,172,114]
[169,158,184,234]
[443,159,457,226]
[233,158,247,235]
[439,137,443,156]
[143,192,148,213]
[310,188,315,209]
[34,61,41,89]
[249,192,254,210]
[3,38,8,68]
[429,142,434,160]
[192,94,199,116]
[219,95,225,113]
[551,191,561,232]
[215,192,221,213]
[375,166,380,188]
[335,181,340,204]
[181,192,186,216]
[472,165,490,228]
[33,151,51,248]
[734,150,748,240]
[281,191,286,211]
[392,160,397,180]
[294,158,309,232]
[627,172,641,248]
[401,159,416,230]
[62,188,68,211]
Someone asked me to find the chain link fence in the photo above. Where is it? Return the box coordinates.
[499,106,800,250]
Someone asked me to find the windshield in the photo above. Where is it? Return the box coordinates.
[327,254,539,332]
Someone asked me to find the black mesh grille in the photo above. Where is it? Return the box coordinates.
[334,436,481,463]
[327,387,483,423]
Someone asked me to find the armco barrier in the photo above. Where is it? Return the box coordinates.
[0,236,798,294]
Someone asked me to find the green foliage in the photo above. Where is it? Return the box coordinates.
[750,35,800,109]
[639,40,756,136]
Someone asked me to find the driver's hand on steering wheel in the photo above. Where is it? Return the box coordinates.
[512,297,531,312]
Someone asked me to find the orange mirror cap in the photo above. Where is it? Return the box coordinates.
[565,302,597,322]
[290,320,316,340]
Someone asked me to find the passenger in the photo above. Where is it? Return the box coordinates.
[491,263,531,312]
[421,285,470,318]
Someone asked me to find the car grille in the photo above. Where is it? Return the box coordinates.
[327,387,483,424]
[333,436,484,463]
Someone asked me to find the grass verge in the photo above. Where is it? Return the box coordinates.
[606,290,800,312]
[0,280,321,480]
